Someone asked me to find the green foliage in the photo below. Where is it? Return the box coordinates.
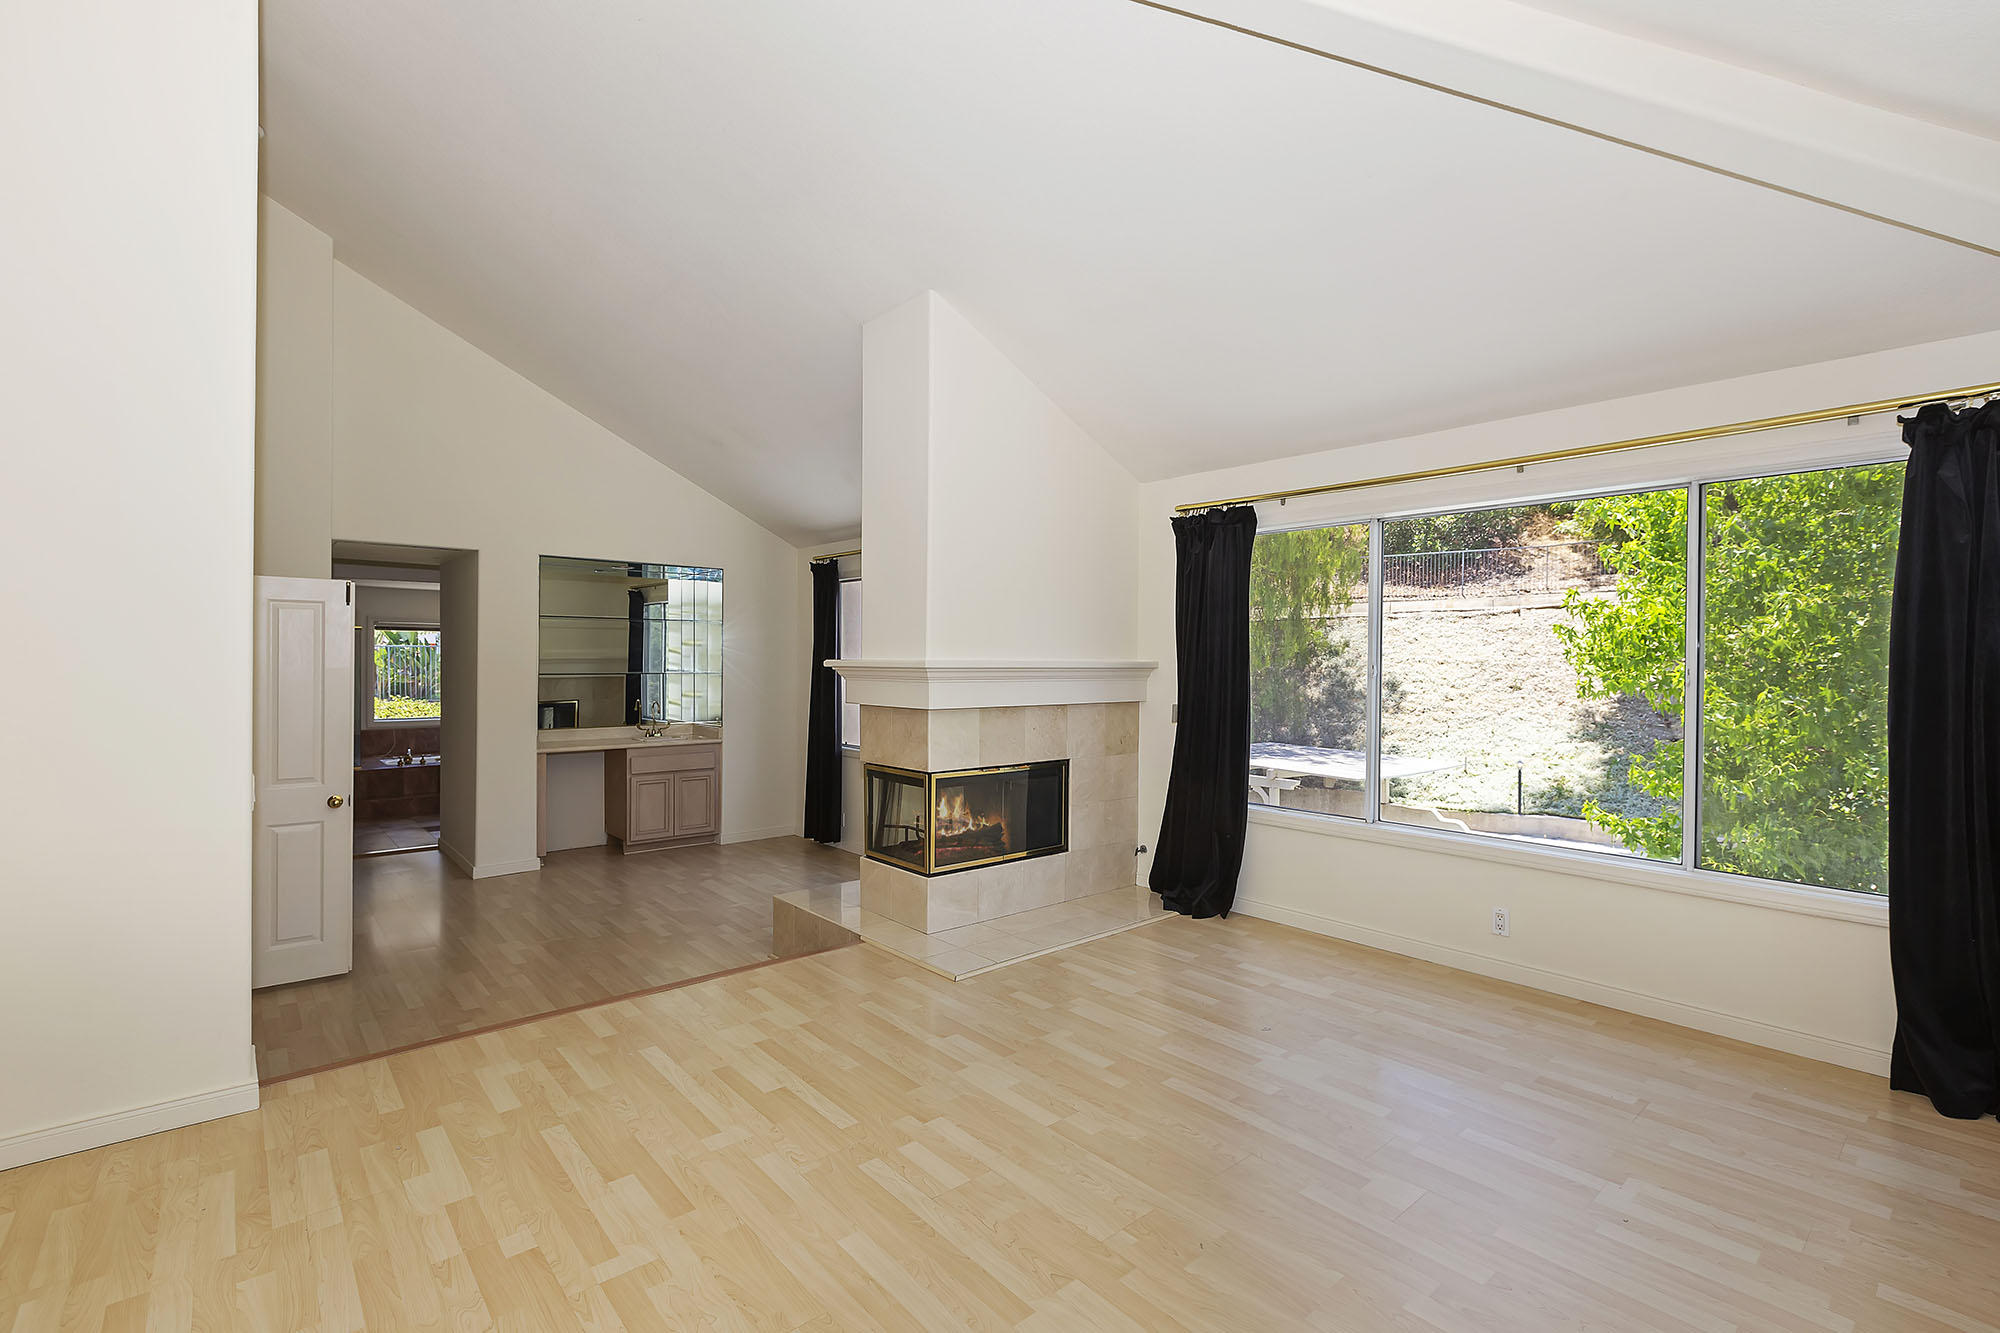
[373,628,441,721]
[1550,490,1688,858]
[1698,467,1900,892]
[1250,526,1368,745]
[1553,466,1902,891]
[1382,501,1575,556]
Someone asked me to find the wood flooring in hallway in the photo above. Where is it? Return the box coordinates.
[9,916,1999,1330]
[251,837,860,1080]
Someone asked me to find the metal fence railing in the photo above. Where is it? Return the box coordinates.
[1382,541,1611,600]
[376,642,441,705]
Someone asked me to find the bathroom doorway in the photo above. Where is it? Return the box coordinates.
[331,541,469,858]
[356,621,441,854]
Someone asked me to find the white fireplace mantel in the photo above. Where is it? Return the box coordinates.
[826,659,1157,711]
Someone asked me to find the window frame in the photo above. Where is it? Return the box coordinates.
[367,618,442,729]
[837,575,862,751]
[1246,432,1904,922]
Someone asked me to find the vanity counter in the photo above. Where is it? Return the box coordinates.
[536,726,723,857]
[536,725,722,755]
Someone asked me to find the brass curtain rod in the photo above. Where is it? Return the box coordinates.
[1173,379,2000,514]
[811,548,861,563]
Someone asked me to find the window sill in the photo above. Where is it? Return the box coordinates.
[366,716,441,729]
[1245,804,1889,927]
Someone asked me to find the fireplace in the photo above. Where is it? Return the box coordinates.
[865,760,1068,877]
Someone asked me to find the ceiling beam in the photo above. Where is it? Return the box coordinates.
[1136,0,2000,257]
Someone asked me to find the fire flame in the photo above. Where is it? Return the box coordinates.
[934,788,994,837]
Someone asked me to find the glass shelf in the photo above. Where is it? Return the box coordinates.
[538,669,725,679]
[539,613,720,625]
[540,554,723,728]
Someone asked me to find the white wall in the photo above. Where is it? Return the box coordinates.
[256,197,333,579]
[257,201,807,872]
[543,752,609,851]
[0,1,260,1166]
[1138,327,2000,1075]
[859,296,932,660]
[439,553,481,860]
[925,297,1140,661]
[858,292,1142,664]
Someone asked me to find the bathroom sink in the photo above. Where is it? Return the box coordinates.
[649,722,721,742]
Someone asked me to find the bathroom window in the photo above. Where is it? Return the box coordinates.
[372,626,442,722]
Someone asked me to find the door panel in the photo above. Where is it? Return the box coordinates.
[270,821,329,942]
[673,771,717,837]
[254,577,354,988]
[271,601,326,783]
[630,776,674,841]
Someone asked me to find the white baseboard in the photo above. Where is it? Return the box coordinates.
[439,840,541,879]
[439,838,474,876]
[470,856,542,879]
[721,824,799,846]
[0,1078,262,1172]
[1234,896,1892,1076]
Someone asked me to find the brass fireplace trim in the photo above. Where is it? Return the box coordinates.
[863,760,1070,877]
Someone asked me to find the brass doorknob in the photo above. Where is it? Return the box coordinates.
[327,795,345,809]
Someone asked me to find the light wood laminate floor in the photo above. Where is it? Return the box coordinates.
[252,838,860,1081]
[12,916,2000,1331]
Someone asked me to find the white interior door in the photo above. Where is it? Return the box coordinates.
[253,576,355,988]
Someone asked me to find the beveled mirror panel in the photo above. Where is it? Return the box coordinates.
[537,555,723,729]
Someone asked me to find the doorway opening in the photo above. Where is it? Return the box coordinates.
[333,541,469,859]
[356,622,442,854]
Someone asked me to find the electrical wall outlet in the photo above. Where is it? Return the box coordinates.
[1491,907,1510,937]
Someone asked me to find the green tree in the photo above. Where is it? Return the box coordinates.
[373,628,442,720]
[1553,465,1902,891]
[1550,490,1687,859]
[1250,526,1367,745]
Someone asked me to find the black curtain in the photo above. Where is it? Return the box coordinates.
[803,560,844,844]
[1151,505,1257,918]
[1889,399,2000,1120]
[623,587,645,725]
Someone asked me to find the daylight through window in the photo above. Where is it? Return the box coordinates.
[1247,458,1902,896]
[839,577,862,748]
[372,626,442,722]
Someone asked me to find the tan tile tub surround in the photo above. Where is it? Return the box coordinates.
[857,703,1140,933]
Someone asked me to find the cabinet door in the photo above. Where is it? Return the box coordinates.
[672,770,718,837]
[629,775,675,841]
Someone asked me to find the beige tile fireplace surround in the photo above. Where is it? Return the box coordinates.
[858,702,1140,932]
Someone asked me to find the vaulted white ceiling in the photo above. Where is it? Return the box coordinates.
[1518,0,2000,140]
[261,0,2000,544]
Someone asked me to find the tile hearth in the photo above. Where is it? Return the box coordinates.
[774,881,1170,979]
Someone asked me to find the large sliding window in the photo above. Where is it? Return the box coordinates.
[1249,524,1371,814]
[1248,457,1901,896]
[1379,493,1686,861]
[1697,464,1902,893]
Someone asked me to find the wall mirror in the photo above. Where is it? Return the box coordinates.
[537,555,723,729]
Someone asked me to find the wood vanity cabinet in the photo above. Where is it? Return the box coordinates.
[606,743,720,853]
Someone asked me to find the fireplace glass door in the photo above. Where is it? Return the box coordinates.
[864,760,1068,876]
[865,766,929,874]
